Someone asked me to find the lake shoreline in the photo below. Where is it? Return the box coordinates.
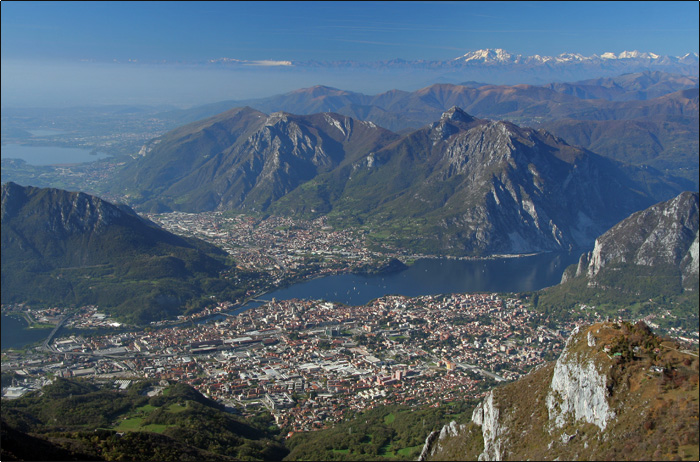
[211,251,583,320]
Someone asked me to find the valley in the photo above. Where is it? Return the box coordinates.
[2,60,698,461]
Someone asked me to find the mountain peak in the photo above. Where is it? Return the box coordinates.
[440,106,474,123]
[265,111,293,125]
[290,85,351,98]
[455,48,516,63]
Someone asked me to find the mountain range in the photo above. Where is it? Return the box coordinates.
[204,48,699,75]
[114,105,689,256]
[199,48,699,93]
[161,71,699,129]
[156,72,698,187]
[1,182,240,322]
[272,107,689,255]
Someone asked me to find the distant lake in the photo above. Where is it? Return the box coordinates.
[1,315,52,351]
[225,251,582,317]
[1,144,110,165]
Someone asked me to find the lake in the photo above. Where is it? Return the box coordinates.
[226,251,582,315]
[2,252,583,343]
[1,144,110,165]
[0,315,52,351]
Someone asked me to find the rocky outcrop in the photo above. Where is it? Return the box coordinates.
[459,326,613,460]
[421,322,699,461]
[566,191,699,290]
[424,324,612,461]
[418,420,467,461]
[545,326,615,431]
[417,430,439,461]
[418,420,464,460]
[471,391,507,461]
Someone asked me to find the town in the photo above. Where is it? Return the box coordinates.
[145,211,422,284]
[3,292,579,434]
[3,211,698,435]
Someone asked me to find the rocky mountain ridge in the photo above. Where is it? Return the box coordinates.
[421,322,699,461]
[117,106,688,256]
[564,191,699,291]
[273,107,685,255]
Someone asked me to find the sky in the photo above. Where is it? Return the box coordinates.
[1,1,698,107]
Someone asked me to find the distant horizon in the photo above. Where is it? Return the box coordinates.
[2,1,697,108]
[3,47,699,67]
[2,57,697,110]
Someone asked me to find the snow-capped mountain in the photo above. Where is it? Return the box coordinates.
[199,49,697,85]
[454,48,517,63]
[439,49,698,82]
[452,48,694,65]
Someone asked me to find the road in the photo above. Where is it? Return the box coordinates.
[41,315,71,352]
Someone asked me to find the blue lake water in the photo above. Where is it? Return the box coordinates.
[226,251,582,316]
[1,315,52,351]
[2,252,583,341]
[1,144,110,165]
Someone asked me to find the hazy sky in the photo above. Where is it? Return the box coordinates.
[1,1,698,107]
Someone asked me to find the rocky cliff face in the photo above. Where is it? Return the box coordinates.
[564,191,699,290]
[469,391,506,461]
[287,106,680,255]
[118,107,398,212]
[545,326,615,431]
[421,322,699,461]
